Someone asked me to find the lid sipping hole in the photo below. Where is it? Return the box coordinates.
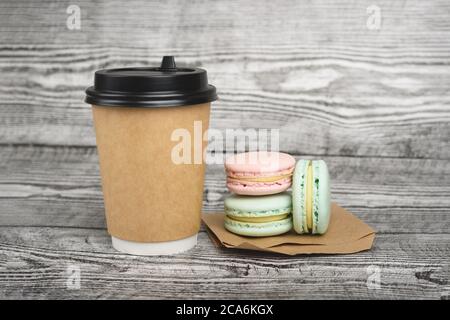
[160,56,177,71]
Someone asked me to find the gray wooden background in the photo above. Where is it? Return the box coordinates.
[0,0,449,299]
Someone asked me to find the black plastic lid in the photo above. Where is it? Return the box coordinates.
[85,56,217,107]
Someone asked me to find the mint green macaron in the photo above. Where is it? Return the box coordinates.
[224,192,293,237]
[292,159,331,234]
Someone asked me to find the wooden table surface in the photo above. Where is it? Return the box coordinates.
[0,0,449,299]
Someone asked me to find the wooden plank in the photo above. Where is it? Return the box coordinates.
[0,0,449,158]
[0,0,449,47]
[0,226,449,299]
[0,145,449,233]
[0,44,449,158]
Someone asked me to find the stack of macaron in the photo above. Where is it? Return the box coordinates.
[223,151,331,237]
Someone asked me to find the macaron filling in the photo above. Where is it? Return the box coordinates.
[227,213,290,223]
[226,167,294,178]
[303,160,322,233]
[227,177,292,187]
[225,206,292,223]
[293,160,323,234]
[227,173,293,183]
[226,168,294,190]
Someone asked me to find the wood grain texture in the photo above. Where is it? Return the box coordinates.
[1,44,449,159]
[0,1,449,158]
[1,145,449,234]
[0,0,449,299]
[0,227,449,299]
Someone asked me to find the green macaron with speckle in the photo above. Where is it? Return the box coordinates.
[292,159,331,234]
[224,192,293,237]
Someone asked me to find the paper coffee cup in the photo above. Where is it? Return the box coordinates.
[85,56,217,255]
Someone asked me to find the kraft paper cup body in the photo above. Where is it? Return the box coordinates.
[91,103,211,254]
[86,56,217,255]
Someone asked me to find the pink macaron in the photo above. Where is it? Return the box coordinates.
[224,151,296,196]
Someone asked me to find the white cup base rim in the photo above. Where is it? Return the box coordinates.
[111,234,197,256]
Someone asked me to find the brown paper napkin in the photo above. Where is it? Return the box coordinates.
[202,203,375,255]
